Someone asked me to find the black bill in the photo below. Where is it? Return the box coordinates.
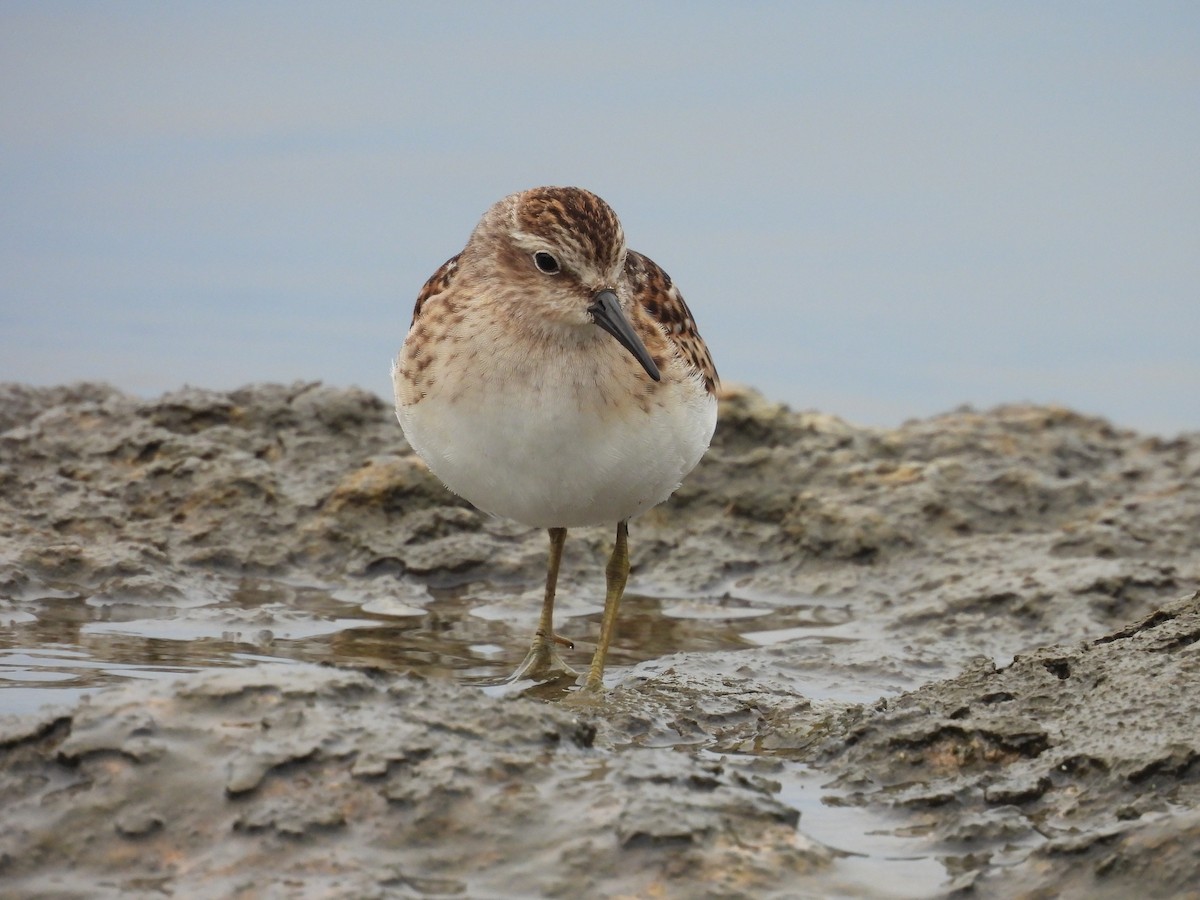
[588,289,661,382]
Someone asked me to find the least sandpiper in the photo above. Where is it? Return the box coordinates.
[393,186,718,691]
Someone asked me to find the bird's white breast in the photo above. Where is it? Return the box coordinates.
[395,352,716,529]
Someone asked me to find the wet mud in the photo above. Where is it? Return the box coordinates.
[1,381,1198,897]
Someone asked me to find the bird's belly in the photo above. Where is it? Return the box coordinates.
[397,385,716,528]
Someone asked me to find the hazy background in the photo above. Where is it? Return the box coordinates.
[3,3,1197,434]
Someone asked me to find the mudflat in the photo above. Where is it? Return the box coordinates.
[2,382,1197,898]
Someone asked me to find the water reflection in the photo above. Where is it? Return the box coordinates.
[0,576,855,713]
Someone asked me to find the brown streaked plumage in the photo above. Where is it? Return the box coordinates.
[393,186,718,691]
[625,249,718,396]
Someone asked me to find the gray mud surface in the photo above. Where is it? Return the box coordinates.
[2,381,1199,898]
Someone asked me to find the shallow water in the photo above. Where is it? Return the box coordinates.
[771,765,954,898]
[0,576,955,897]
[0,575,865,712]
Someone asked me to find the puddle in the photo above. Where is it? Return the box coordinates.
[0,573,950,894]
[771,762,953,898]
[1,575,880,714]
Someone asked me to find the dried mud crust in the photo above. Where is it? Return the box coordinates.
[0,666,829,899]
[806,590,1200,898]
[2,380,1199,897]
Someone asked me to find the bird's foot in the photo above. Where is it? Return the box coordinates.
[579,670,605,693]
[508,637,577,684]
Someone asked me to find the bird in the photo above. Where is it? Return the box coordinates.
[392,186,718,691]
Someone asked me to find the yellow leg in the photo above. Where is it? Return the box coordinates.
[536,526,567,647]
[511,527,575,681]
[583,520,629,691]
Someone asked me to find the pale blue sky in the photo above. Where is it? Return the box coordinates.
[2,3,1197,433]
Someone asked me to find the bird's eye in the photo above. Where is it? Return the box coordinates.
[533,251,561,275]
